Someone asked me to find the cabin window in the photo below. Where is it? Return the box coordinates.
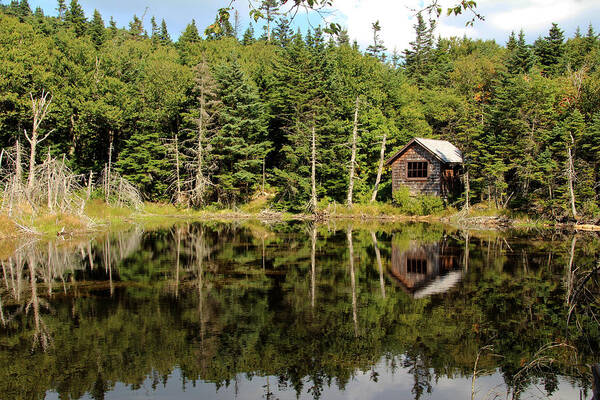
[407,162,428,178]
[407,257,427,274]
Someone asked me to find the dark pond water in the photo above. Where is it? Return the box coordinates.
[1,221,599,400]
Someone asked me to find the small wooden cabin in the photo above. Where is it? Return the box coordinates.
[385,138,463,197]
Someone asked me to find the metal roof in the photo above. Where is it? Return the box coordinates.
[385,137,463,165]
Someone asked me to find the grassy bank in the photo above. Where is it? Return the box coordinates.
[0,198,594,240]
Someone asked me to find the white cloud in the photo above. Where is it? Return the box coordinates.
[484,0,594,31]
[328,0,600,53]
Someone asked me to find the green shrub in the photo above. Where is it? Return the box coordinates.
[419,194,444,215]
[393,185,445,216]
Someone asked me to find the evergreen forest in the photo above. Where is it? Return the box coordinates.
[2,0,600,220]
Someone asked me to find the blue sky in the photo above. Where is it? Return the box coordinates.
[15,0,600,52]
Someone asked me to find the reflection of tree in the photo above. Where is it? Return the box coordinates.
[0,223,598,399]
[403,352,432,400]
[26,255,52,351]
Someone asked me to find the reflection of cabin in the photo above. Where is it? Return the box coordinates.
[389,239,463,299]
[385,138,463,197]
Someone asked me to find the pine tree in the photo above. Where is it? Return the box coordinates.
[212,59,271,204]
[89,9,105,48]
[366,20,386,61]
[242,25,255,46]
[66,0,86,36]
[159,19,171,44]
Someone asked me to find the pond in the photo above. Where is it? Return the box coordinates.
[0,221,599,400]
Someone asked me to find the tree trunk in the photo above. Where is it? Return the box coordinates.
[311,124,317,211]
[311,226,317,308]
[347,226,358,337]
[15,140,22,184]
[26,91,53,191]
[464,169,470,210]
[175,134,181,204]
[195,90,205,206]
[567,137,577,219]
[370,131,387,203]
[347,96,359,207]
[105,137,113,203]
[371,231,385,298]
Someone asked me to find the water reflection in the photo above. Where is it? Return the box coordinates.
[389,237,463,299]
[0,222,598,400]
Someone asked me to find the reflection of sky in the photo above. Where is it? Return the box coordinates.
[44,358,588,400]
[23,0,600,54]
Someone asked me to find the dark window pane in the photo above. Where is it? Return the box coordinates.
[407,162,428,178]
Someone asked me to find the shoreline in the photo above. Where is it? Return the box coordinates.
[2,202,599,241]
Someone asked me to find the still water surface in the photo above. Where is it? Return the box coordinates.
[0,221,598,399]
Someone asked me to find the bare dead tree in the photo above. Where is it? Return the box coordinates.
[347,225,358,337]
[567,132,577,219]
[310,123,318,211]
[371,231,385,298]
[370,130,387,203]
[347,96,359,207]
[25,91,54,191]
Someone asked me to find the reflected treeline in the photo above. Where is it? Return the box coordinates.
[0,222,599,400]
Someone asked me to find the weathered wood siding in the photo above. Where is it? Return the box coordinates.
[390,241,441,291]
[390,144,442,196]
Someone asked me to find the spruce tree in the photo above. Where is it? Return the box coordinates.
[259,0,279,42]
[57,0,66,21]
[366,20,386,61]
[108,16,117,37]
[212,59,270,204]
[242,25,255,45]
[404,13,435,84]
[66,0,86,36]
[159,19,171,44]
[89,9,105,48]
[128,14,144,38]
[534,23,565,76]
[273,18,292,47]
[18,0,31,20]
[337,29,350,46]
[179,20,200,45]
[507,30,534,75]
[150,16,159,44]
[506,31,517,52]
[584,23,598,53]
